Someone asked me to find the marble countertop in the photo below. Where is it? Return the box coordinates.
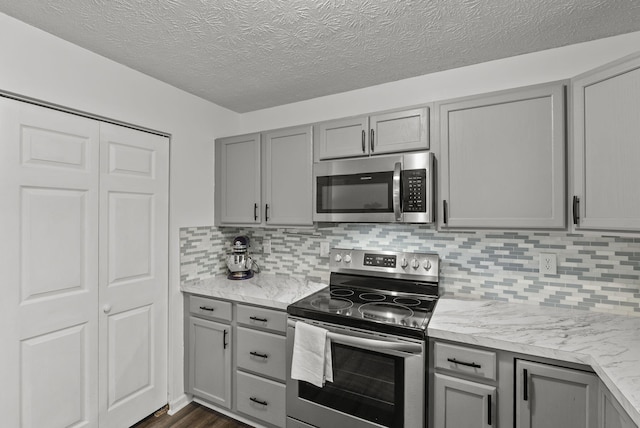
[428,297,640,426]
[181,273,327,310]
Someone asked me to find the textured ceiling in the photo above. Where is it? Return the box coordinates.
[1,0,639,112]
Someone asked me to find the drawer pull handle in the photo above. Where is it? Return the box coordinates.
[250,351,269,359]
[523,368,529,401]
[249,316,268,322]
[447,357,481,369]
[250,397,268,406]
[487,394,492,425]
[223,329,228,350]
[199,306,215,312]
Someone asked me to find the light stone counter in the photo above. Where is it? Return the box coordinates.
[428,297,640,426]
[181,273,327,310]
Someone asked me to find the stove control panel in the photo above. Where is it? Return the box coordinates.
[331,248,439,281]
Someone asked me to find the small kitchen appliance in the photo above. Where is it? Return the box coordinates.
[286,248,440,428]
[226,235,254,280]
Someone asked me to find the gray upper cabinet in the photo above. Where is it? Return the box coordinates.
[315,107,429,160]
[263,126,313,226]
[571,53,640,232]
[215,126,313,227]
[438,83,566,229]
[216,133,262,225]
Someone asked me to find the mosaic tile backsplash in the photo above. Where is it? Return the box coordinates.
[180,224,640,316]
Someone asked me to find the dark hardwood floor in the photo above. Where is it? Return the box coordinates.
[132,402,252,428]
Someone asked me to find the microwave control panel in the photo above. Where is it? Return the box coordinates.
[402,169,426,212]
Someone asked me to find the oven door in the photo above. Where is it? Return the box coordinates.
[286,318,425,428]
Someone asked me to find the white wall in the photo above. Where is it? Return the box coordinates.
[237,31,640,134]
[0,12,241,411]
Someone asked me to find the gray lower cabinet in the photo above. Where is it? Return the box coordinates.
[515,360,598,428]
[434,373,496,427]
[187,315,232,408]
[600,381,636,428]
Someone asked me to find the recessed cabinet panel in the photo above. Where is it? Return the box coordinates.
[20,187,87,301]
[108,142,155,178]
[439,83,565,229]
[20,324,88,428]
[573,54,640,231]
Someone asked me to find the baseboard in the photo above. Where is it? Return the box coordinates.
[168,393,191,416]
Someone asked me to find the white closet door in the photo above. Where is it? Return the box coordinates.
[0,97,100,428]
[98,123,169,427]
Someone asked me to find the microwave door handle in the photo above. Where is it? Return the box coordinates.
[393,162,402,221]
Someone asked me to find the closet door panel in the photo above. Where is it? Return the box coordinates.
[99,123,169,428]
[0,97,100,428]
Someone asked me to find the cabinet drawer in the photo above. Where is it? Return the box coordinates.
[237,327,286,381]
[434,342,497,381]
[236,371,286,427]
[189,295,232,322]
[237,304,287,333]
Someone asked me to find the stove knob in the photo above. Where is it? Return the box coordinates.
[423,260,432,271]
[344,254,352,263]
[411,259,420,269]
[334,254,342,263]
[401,258,409,268]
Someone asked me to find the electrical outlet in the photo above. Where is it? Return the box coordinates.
[263,239,271,254]
[539,253,557,275]
[320,242,330,257]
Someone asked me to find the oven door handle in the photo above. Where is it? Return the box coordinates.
[288,320,422,354]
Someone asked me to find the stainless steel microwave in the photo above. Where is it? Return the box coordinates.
[313,152,434,223]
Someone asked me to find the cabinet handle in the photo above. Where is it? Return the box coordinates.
[223,329,228,350]
[199,306,214,312]
[265,204,270,222]
[523,368,529,401]
[443,200,448,225]
[249,316,268,322]
[572,196,580,225]
[370,129,375,152]
[487,394,492,426]
[254,203,258,221]
[250,397,268,406]
[250,351,269,359]
[361,130,366,153]
[447,357,481,369]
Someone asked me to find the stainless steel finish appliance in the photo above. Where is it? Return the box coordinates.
[286,249,440,428]
[226,235,254,280]
[313,152,434,224]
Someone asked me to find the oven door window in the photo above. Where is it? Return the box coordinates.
[298,343,404,428]
[316,171,393,213]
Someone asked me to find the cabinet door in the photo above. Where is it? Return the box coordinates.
[316,116,369,160]
[439,83,565,229]
[572,54,640,231]
[215,133,261,224]
[370,107,429,154]
[188,316,232,408]
[434,373,496,427]
[516,360,598,428]
[600,382,636,428]
[263,126,313,226]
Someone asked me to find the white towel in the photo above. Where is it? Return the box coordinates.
[290,321,333,388]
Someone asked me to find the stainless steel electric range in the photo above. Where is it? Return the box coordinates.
[286,248,440,428]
